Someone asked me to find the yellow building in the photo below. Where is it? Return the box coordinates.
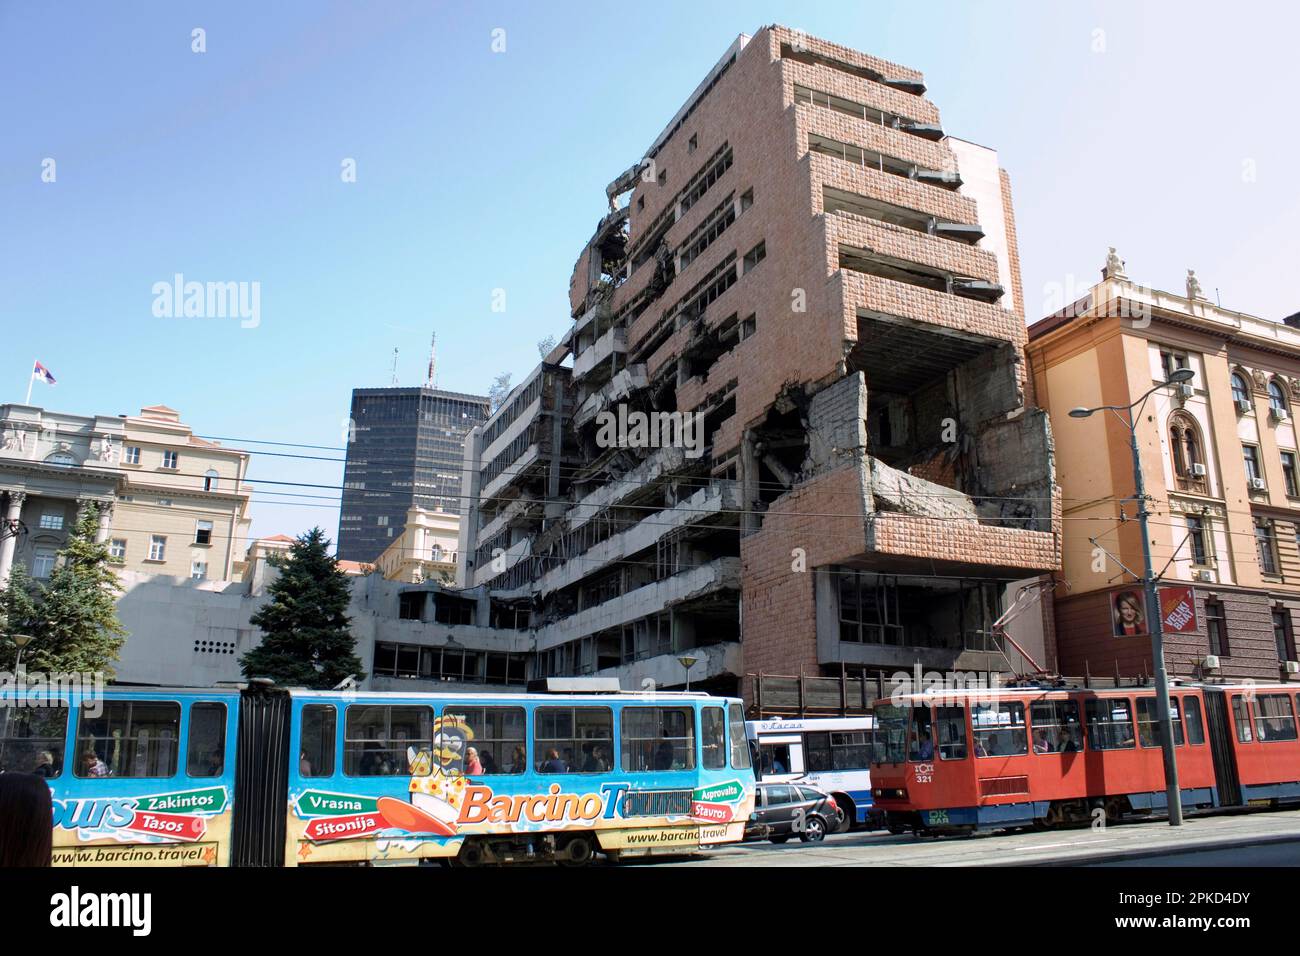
[374,506,459,584]
[1028,252,1300,681]
[0,403,252,583]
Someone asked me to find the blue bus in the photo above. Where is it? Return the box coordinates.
[12,681,754,866]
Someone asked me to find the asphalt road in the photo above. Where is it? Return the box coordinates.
[631,808,1300,866]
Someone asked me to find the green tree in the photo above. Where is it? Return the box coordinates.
[0,504,126,675]
[240,528,364,688]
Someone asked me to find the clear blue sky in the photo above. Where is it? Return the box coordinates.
[4,0,1296,546]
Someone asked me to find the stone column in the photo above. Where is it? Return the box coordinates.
[0,491,27,585]
[95,502,114,545]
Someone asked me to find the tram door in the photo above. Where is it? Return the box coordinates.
[232,685,291,867]
[1202,691,1242,808]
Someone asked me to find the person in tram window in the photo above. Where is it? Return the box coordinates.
[540,748,568,773]
[654,741,675,771]
[509,745,527,774]
[1033,730,1052,754]
[1056,729,1078,754]
[912,731,934,761]
[31,751,56,778]
[299,751,312,776]
[465,747,483,775]
[974,738,989,758]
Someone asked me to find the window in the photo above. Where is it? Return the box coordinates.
[149,535,166,562]
[805,730,873,770]
[759,742,791,774]
[1185,516,1211,566]
[1232,695,1253,742]
[1206,600,1228,656]
[728,702,751,769]
[1284,452,1299,496]
[1182,696,1206,745]
[1168,413,1204,487]
[1273,609,1295,662]
[1136,696,1185,747]
[77,700,180,777]
[398,592,424,621]
[1085,698,1136,750]
[536,707,614,773]
[162,450,179,469]
[971,701,1028,757]
[740,188,753,212]
[1231,372,1251,407]
[109,539,126,562]
[764,784,795,806]
[743,241,766,273]
[935,706,968,760]
[701,707,726,769]
[300,705,336,777]
[740,315,756,340]
[124,446,141,465]
[1256,518,1279,575]
[344,705,433,776]
[31,548,57,579]
[195,520,213,545]
[190,560,207,580]
[186,702,226,776]
[0,704,68,776]
[204,470,219,492]
[438,707,526,775]
[907,706,934,761]
[621,706,695,772]
[687,133,698,153]
[38,510,63,530]
[1269,380,1289,416]
[872,704,909,764]
[1159,349,1188,381]
[156,498,173,508]
[1243,444,1262,482]
[1254,694,1298,742]
[1030,699,1083,753]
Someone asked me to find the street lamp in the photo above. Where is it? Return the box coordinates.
[10,633,34,676]
[1069,366,1194,827]
[678,655,700,692]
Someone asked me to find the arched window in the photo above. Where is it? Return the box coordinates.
[1169,412,1206,487]
[1269,380,1289,416]
[1231,372,1251,407]
[203,469,219,492]
[45,452,75,467]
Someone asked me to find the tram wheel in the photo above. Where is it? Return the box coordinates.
[557,835,595,867]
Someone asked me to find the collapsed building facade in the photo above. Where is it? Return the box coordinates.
[458,26,1061,706]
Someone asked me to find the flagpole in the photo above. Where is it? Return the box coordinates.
[25,359,35,405]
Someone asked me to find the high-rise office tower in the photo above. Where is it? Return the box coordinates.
[338,386,489,562]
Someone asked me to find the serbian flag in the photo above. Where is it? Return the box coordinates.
[32,361,56,386]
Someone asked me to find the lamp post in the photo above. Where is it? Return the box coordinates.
[10,633,34,678]
[1069,366,1194,826]
[678,655,700,692]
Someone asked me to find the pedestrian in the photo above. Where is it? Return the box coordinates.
[0,773,53,867]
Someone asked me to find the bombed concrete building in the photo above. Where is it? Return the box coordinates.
[460,26,1061,706]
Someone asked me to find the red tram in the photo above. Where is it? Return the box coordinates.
[870,681,1300,833]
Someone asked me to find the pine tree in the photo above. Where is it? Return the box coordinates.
[0,563,41,671]
[0,504,126,675]
[240,527,364,688]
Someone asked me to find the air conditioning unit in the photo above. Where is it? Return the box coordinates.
[1250,477,1267,491]
[1203,655,1221,670]
[1176,383,1195,400]
[1190,462,1207,477]
[1272,406,1290,422]
[1286,661,1300,674]
[1195,569,1214,582]
[1236,398,1252,414]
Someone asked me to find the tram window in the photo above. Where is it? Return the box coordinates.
[185,702,226,777]
[300,705,336,777]
[1231,696,1253,743]
[344,705,433,776]
[728,703,751,769]
[535,707,613,774]
[1182,696,1206,745]
[1085,698,1136,750]
[908,707,934,761]
[805,733,832,771]
[702,707,726,769]
[872,704,909,764]
[77,701,180,778]
[622,706,695,772]
[1136,697,1185,747]
[439,707,526,774]
[971,702,1028,757]
[1030,700,1082,753]
[1254,694,1298,742]
[935,706,968,760]
[0,703,67,777]
[759,743,791,774]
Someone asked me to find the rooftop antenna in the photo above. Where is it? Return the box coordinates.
[425,333,437,388]
[390,347,399,386]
